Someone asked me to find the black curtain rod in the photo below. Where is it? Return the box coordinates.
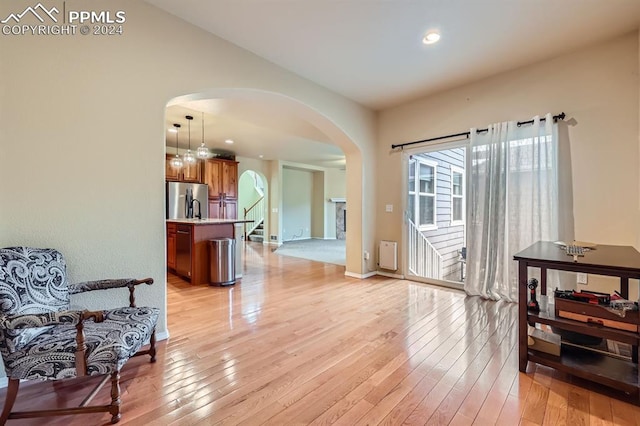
[391,112,566,150]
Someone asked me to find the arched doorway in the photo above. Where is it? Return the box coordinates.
[165,88,366,276]
[238,169,267,242]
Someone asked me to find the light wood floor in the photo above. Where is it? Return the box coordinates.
[3,242,640,425]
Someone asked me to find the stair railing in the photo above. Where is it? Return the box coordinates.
[244,196,265,239]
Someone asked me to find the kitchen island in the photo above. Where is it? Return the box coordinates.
[167,219,252,285]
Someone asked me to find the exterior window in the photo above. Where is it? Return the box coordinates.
[408,158,437,229]
[451,166,464,225]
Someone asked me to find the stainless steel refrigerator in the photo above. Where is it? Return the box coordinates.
[166,182,209,220]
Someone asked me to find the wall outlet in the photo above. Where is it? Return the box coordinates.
[364,251,370,260]
[577,273,588,285]
[270,235,278,241]
[385,204,393,212]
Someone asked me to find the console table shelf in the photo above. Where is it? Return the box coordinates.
[528,347,639,393]
[529,310,640,346]
[514,241,640,404]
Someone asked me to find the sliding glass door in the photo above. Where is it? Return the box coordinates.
[403,140,468,288]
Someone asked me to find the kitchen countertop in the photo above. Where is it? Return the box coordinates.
[167,218,253,225]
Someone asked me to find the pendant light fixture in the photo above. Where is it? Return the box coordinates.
[183,115,196,165]
[196,111,209,159]
[170,123,183,169]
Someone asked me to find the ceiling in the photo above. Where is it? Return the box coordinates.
[150,0,640,167]
[165,100,345,169]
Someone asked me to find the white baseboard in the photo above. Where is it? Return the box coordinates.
[344,270,378,279]
[345,270,405,280]
[156,330,170,342]
[376,271,405,279]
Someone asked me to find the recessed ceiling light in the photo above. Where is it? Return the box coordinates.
[168,128,178,133]
[423,31,440,45]
[259,155,264,158]
[225,139,234,144]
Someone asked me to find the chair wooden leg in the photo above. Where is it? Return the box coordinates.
[149,329,157,363]
[109,372,121,424]
[0,378,19,425]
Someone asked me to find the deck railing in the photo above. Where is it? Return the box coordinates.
[407,218,442,280]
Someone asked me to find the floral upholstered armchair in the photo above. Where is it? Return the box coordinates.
[0,247,159,424]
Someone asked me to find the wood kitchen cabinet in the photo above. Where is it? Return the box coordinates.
[209,198,237,220]
[204,159,237,199]
[224,200,237,219]
[221,161,237,199]
[165,155,180,181]
[204,159,221,197]
[182,160,201,182]
[166,219,240,285]
[204,159,238,219]
[165,154,202,183]
[166,223,177,269]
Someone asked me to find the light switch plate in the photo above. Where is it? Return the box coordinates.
[385,204,393,212]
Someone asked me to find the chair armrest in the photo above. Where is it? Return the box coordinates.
[68,278,154,295]
[0,310,104,330]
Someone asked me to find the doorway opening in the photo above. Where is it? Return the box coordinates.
[404,142,467,289]
[239,170,267,243]
[163,87,366,288]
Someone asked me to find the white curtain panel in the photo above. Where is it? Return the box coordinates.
[464,113,572,301]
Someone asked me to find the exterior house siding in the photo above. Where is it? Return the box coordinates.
[413,148,465,281]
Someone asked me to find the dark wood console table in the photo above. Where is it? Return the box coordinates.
[514,241,640,402]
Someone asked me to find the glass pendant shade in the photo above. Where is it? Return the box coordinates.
[171,123,183,169]
[183,150,196,164]
[196,112,210,158]
[184,115,197,164]
[171,154,183,169]
[197,143,209,158]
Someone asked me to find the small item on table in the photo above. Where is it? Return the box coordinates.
[555,241,595,262]
[527,278,540,312]
[565,244,585,260]
[608,291,639,317]
[553,288,610,305]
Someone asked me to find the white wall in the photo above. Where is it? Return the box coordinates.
[238,171,263,216]
[378,31,639,295]
[311,171,325,238]
[282,168,313,240]
[326,169,346,199]
[0,0,377,351]
[324,168,347,239]
[236,158,344,243]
